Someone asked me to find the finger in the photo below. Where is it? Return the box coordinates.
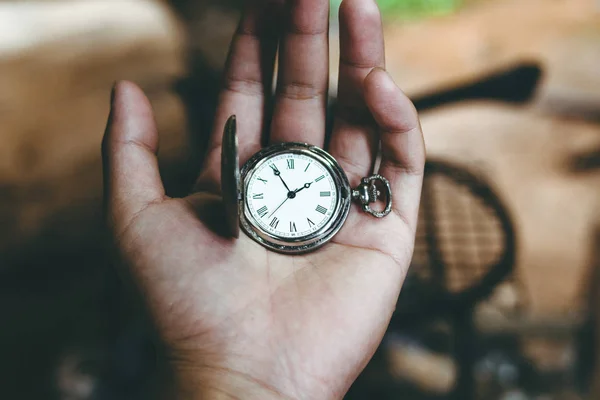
[364,68,425,232]
[269,0,330,146]
[102,81,166,235]
[196,1,282,192]
[328,0,385,184]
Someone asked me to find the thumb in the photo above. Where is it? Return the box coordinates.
[102,81,166,237]
[364,68,425,233]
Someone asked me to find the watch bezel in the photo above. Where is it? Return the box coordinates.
[239,142,351,254]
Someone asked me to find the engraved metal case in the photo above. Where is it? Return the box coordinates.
[220,116,352,254]
[239,143,351,254]
[221,114,392,254]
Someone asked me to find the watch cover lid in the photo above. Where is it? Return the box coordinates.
[221,115,240,238]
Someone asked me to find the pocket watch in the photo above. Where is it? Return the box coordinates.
[221,115,392,254]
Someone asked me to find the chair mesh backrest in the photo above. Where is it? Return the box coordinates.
[399,161,515,314]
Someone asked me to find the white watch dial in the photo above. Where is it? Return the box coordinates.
[245,152,338,239]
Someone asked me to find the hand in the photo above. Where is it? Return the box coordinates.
[268,195,291,218]
[102,0,425,398]
[293,182,312,194]
[270,164,292,192]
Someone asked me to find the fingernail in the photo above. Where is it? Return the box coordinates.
[371,66,391,78]
[369,67,397,87]
[367,66,388,80]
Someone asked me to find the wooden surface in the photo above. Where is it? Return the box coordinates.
[376,0,600,318]
[381,0,600,97]
[421,103,600,315]
[0,0,599,396]
[0,0,596,334]
[0,0,189,254]
[0,0,186,181]
[0,0,597,328]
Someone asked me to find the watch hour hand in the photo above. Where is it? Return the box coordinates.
[294,182,312,194]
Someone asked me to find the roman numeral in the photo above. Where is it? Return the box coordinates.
[269,217,279,229]
[315,175,325,182]
[287,159,294,169]
[257,206,268,218]
[253,193,264,199]
[307,218,315,227]
[320,191,331,197]
[290,222,297,233]
[257,177,268,184]
[315,205,327,214]
[269,164,279,173]
[304,163,311,172]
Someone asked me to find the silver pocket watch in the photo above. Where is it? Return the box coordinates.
[221,115,393,254]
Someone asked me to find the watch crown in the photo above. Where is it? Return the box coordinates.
[352,181,378,205]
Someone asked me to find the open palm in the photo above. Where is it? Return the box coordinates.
[102,0,425,398]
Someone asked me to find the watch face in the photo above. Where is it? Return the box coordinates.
[240,143,351,254]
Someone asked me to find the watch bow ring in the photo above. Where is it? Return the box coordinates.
[221,115,393,254]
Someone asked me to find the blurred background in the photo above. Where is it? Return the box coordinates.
[0,0,599,399]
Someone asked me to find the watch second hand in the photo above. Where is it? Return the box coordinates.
[268,196,289,219]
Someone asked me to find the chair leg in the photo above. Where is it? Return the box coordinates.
[452,309,477,400]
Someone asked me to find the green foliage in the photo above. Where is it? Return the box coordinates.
[331,0,463,19]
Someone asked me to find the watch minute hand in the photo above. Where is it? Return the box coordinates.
[270,165,291,192]
[278,175,291,192]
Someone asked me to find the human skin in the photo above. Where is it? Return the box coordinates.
[101,0,425,398]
